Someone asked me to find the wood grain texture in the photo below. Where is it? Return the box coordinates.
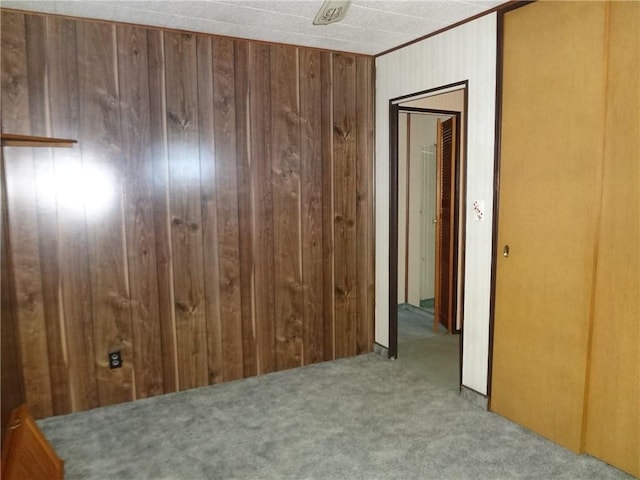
[233,40,257,378]
[1,405,64,480]
[196,35,224,386]
[299,49,324,365]
[117,24,164,400]
[249,42,277,375]
[271,45,304,371]
[44,16,99,413]
[212,38,244,382]
[321,51,336,361]
[3,152,54,419]
[332,53,358,359]
[77,21,135,407]
[355,56,375,354]
[1,10,375,418]
[1,148,26,440]
[25,15,72,416]
[1,12,54,419]
[147,29,178,394]
[164,31,208,391]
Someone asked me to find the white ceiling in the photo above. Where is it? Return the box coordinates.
[1,0,505,55]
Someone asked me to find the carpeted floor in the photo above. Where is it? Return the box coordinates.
[38,334,632,479]
[397,303,443,344]
[396,303,459,392]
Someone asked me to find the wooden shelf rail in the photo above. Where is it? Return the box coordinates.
[0,133,77,148]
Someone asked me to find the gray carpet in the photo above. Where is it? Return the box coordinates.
[397,304,446,344]
[397,302,459,393]
[38,351,632,479]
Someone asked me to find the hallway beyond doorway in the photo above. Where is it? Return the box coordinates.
[397,304,459,393]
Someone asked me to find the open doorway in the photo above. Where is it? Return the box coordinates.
[389,83,467,390]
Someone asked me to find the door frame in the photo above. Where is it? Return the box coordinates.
[388,81,468,362]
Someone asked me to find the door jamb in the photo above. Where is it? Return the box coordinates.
[388,81,468,365]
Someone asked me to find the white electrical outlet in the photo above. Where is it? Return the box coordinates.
[472,200,485,221]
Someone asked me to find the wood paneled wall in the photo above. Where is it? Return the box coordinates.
[1,150,25,439]
[0,11,375,419]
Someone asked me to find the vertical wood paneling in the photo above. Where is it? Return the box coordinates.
[299,49,324,365]
[1,12,54,419]
[1,148,26,435]
[147,29,178,394]
[355,56,375,354]
[212,38,244,382]
[196,35,224,385]
[117,24,164,399]
[1,11,375,419]
[234,40,257,378]
[25,15,72,415]
[271,45,303,370]
[249,43,277,375]
[44,16,99,412]
[77,21,134,407]
[3,150,52,418]
[164,31,208,390]
[321,51,336,361]
[332,53,358,359]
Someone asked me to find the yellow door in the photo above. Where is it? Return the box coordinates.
[490,1,608,452]
[583,2,639,476]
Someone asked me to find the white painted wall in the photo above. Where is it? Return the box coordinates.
[417,120,437,304]
[375,14,497,395]
[407,115,434,307]
[397,113,437,307]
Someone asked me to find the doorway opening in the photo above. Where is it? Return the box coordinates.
[389,82,467,389]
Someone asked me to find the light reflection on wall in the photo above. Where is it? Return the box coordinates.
[168,147,203,184]
[37,161,116,217]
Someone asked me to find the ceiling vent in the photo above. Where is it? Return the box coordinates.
[313,0,352,25]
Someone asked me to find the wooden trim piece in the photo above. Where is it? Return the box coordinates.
[403,114,411,304]
[390,81,467,106]
[398,106,460,116]
[388,102,399,359]
[376,1,535,57]
[450,112,462,335]
[0,133,76,148]
[486,3,508,406]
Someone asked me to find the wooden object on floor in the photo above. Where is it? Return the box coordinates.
[0,405,63,480]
